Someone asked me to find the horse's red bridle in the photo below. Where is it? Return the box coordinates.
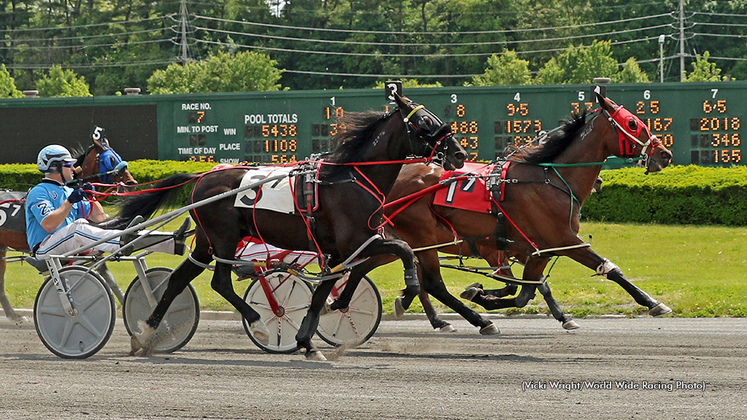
[604,105,662,158]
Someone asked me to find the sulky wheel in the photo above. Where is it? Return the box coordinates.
[34,266,116,359]
[316,275,382,347]
[123,267,199,353]
[243,272,313,353]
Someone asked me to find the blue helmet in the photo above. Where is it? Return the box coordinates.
[37,145,75,173]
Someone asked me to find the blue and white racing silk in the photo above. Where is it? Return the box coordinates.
[25,179,90,251]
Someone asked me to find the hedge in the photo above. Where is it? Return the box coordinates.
[582,165,747,225]
[3,162,746,225]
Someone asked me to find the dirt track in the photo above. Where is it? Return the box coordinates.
[1,315,745,419]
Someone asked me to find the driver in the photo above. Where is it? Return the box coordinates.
[25,144,190,259]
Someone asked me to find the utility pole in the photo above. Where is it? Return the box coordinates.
[679,0,685,81]
[179,0,190,65]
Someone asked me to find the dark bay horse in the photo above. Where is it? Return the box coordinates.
[338,93,674,334]
[0,131,136,321]
[118,94,467,359]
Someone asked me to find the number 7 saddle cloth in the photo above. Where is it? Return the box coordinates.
[433,161,510,213]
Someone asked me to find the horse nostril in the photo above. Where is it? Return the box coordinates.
[661,151,672,160]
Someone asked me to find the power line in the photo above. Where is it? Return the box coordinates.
[0,38,175,51]
[193,12,672,36]
[194,22,673,49]
[0,16,172,34]
[283,69,477,79]
[6,28,174,44]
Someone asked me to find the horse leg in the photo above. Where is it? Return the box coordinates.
[418,290,455,332]
[96,262,124,306]
[537,281,579,330]
[417,250,499,335]
[0,249,24,322]
[296,279,336,360]
[130,240,212,355]
[208,261,269,345]
[484,284,519,298]
[331,238,419,311]
[569,248,671,316]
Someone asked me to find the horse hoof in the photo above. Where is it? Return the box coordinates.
[249,321,270,345]
[649,302,673,317]
[439,324,457,333]
[460,287,480,301]
[129,335,144,356]
[306,350,327,361]
[562,320,581,330]
[393,296,405,319]
[11,315,29,324]
[479,323,500,335]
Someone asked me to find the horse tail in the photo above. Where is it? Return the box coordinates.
[111,173,201,227]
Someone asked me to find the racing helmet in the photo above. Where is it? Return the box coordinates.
[37,144,76,173]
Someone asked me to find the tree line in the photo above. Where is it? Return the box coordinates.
[0,0,743,97]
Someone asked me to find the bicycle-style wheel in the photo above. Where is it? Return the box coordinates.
[243,272,313,353]
[317,275,382,347]
[123,267,199,353]
[34,266,116,359]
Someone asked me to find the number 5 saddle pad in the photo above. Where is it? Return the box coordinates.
[234,166,295,214]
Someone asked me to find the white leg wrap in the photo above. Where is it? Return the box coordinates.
[595,259,620,278]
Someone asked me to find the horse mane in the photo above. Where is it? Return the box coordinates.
[514,109,588,164]
[321,110,391,177]
[71,144,94,168]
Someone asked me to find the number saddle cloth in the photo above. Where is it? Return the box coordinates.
[233,161,320,215]
[0,190,28,233]
[432,161,511,251]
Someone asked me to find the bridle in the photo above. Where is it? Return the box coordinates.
[601,104,662,164]
[399,102,455,162]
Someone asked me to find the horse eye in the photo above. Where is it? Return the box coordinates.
[417,118,431,131]
[628,119,637,131]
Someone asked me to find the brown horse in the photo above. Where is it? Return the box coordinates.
[117,94,467,359]
[333,93,674,334]
[0,131,136,321]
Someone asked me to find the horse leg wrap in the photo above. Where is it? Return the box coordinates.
[404,267,419,288]
[595,259,621,278]
[514,285,537,307]
[537,281,550,295]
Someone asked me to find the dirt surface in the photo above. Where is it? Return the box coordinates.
[1,315,745,420]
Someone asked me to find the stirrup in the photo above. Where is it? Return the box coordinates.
[173,217,192,256]
[119,215,144,256]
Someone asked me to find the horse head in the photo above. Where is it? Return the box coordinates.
[76,127,137,191]
[597,93,672,173]
[394,94,467,170]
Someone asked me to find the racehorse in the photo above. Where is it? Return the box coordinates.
[117,94,467,359]
[335,93,674,334]
[0,130,136,321]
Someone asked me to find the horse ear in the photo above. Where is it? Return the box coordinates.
[393,93,410,109]
[597,92,617,113]
[92,137,105,151]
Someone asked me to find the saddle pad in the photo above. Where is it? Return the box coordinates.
[433,162,495,214]
[234,167,295,214]
[0,191,27,232]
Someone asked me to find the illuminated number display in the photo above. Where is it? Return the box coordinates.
[444,103,479,160]
[245,123,299,164]
[689,99,742,165]
[634,100,675,149]
[494,102,542,156]
[180,103,218,163]
[312,105,348,153]
[160,85,747,166]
